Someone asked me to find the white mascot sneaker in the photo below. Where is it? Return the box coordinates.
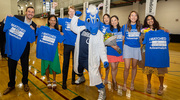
[75,75,85,84]
[97,87,106,100]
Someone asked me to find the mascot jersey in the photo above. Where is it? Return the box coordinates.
[36,26,64,61]
[3,16,35,61]
[70,5,108,86]
[79,29,90,62]
[143,30,169,68]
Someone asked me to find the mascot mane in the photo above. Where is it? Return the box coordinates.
[87,5,98,15]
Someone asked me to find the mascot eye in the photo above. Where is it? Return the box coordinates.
[87,18,90,22]
[96,18,99,22]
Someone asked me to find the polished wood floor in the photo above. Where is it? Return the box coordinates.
[0,43,180,100]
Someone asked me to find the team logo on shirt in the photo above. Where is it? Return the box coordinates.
[65,21,71,31]
[125,29,140,40]
[149,37,167,49]
[102,26,108,33]
[40,32,56,45]
[81,30,90,44]
[9,23,26,40]
[115,32,123,42]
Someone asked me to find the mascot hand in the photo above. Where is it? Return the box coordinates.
[103,61,109,68]
[75,11,82,17]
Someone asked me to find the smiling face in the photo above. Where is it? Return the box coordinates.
[103,15,110,25]
[25,8,35,20]
[49,17,56,28]
[111,17,118,28]
[129,12,138,24]
[68,8,75,18]
[147,16,154,27]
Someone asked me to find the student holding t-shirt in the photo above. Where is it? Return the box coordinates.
[36,15,64,89]
[3,6,37,95]
[142,15,169,95]
[122,11,142,91]
[51,2,85,89]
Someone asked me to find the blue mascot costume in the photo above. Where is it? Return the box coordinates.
[70,4,109,100]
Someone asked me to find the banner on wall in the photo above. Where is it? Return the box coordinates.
[145,0,157,16]
[103,0,111,15]
[43,0,46,13]
[46,2,50,12]
[60,8,64,18]
[83,2,89,20]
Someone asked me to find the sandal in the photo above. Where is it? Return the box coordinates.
[122,84,127,91]
[157,86,163,96]
[130,83,135,91]
[146,84,151,94]
[104,79,108,85]
[24,84,30,92]
[112,80,118,91]
[47,81,52,89]
[52,81,57,89]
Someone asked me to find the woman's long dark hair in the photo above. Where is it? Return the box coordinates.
[127,11,141,32]
[110,15,121,32]
[143,15,160,30]
[47,15,59,30]
[103,14,110,25]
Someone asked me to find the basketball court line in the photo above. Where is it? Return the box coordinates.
[2,58,168,100]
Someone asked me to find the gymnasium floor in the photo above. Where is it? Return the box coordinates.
[0,43,180,100]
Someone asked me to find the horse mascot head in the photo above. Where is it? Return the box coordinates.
[85,5,101,35]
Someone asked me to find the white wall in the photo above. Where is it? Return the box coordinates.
[107,0,180,34]
[155,0,180,34]
[11,0,18,16]
[109,5,133,27]
[0,0,17,21]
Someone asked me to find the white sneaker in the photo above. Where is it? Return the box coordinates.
[75,75,85,84]
[97,87,106,100]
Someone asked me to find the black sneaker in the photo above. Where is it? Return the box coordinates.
[2,54,7,58]
[62,84,67,89]
[71,81,75,85]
